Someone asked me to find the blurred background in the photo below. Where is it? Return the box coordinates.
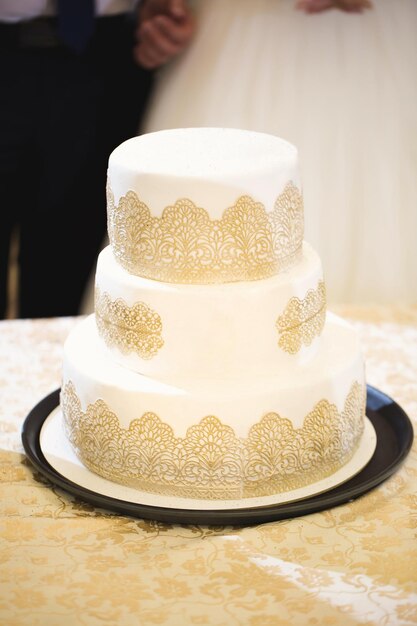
[2,0,417,319]
[141,0,417,307]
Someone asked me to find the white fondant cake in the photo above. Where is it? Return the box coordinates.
[61,128,366,503]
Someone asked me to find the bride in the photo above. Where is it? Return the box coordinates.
[140,0,417,305]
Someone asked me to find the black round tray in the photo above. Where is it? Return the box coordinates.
[21,385,413,526]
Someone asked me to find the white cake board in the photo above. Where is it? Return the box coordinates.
[40,407,377,511]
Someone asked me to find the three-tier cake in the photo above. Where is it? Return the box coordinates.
[60,128,367,507]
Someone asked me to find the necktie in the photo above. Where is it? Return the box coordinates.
[57,0,95,53]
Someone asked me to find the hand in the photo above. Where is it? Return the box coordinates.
[134,0,195,69]
[297,0,372,13]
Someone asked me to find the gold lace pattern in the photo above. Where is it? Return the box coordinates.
[107,182,304,284]
[95,287,164,359]
[62,381,365,499]
[276,281,326,354]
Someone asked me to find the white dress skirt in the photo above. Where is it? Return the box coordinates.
[141,0,417,305]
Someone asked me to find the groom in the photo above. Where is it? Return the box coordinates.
[0,0,194,319]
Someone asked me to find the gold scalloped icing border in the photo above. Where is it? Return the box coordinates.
[107,181,304,284]
[61,380,365,500]
[276,281,327,354]
[95,287,164,359]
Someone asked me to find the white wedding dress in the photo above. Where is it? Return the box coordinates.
[142,0,417,305]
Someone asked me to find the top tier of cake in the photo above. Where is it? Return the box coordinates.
[107,128,304,284]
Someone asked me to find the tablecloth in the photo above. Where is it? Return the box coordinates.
[0,307,416,626]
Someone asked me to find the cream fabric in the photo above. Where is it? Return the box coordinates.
[0,311,416,624]
[143,0,417,305]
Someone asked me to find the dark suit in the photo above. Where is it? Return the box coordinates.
[0,14,153,318]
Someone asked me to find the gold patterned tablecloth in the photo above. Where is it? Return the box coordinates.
[0,309,416,626]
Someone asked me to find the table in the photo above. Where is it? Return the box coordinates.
[1,308,416,626]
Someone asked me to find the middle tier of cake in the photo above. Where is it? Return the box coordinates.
[95,242,325,380]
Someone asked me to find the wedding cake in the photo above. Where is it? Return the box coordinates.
[61,128,366,505]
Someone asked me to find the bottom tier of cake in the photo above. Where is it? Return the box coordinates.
[61,313,365,500]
